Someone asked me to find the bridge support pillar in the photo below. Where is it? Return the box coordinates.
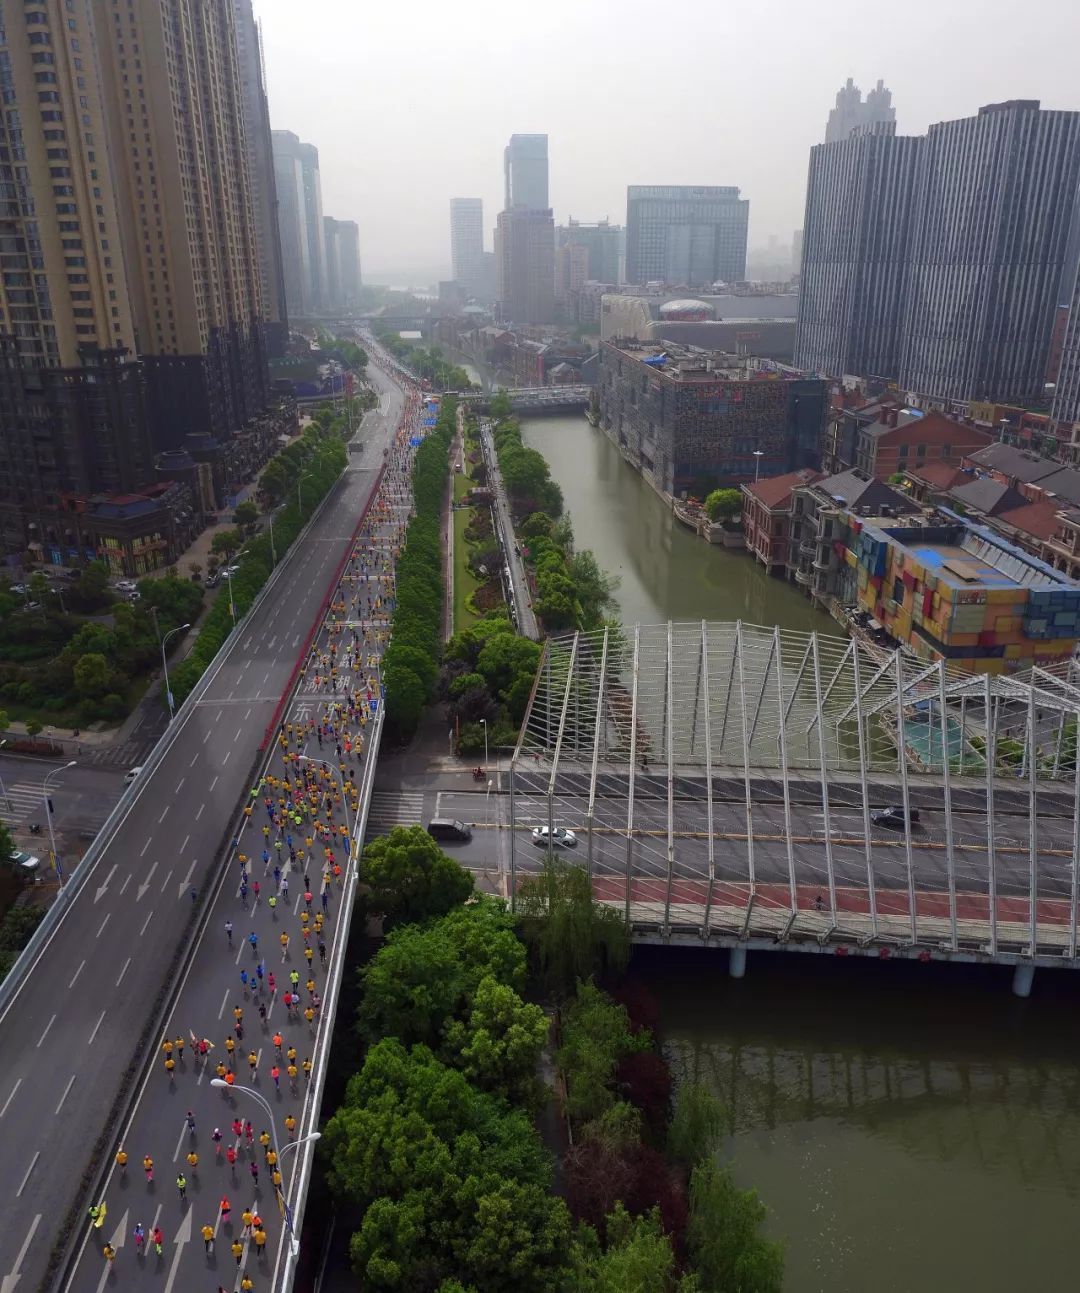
[729,946,747,979]
[1011,962,1035,998]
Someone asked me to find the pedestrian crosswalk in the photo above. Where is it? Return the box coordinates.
[364,790,426,839]
[0,782,45,825]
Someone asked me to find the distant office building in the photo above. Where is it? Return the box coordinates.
[557,219,623,284]
[323,218,362,311]
[450,198,485,295]
[825,78,896,143]
[554,244,590,306]
[232,0,288,356]
[596,340,826,497]
[795,122,922,379]
[601,293,798,361]
[625,186,749,288]
[272,130,327,316]
[898,102,1080,405]
[496,208,555,325]
[504,134,549,210]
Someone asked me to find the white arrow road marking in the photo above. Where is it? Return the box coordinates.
[177,859,197,900]
[137,860,158,901]
[94,1209,128,1293]
[94,864,117,903]
[0,1212,39,1293]
[162,1206,192,1293]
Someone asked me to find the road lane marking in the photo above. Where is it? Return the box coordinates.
[245,707,252,721]
[223,749,231,764]
[176,777,185,793]
[15,1151,39,1198]
[96,913,109,939]
[55,1072,76,1114]
[181,834,190,852]
[204,730,212,744]
[88,1010,106,1045]
[210,775,219,792]
[140,839,151,857]
[235,726,243,742]
[0,1076,22,1118]
[68,958,85,989]
[116,957,131,987]
[160,868,173,892]
[120,873,131,896]
[196,803,205,820]
[140,910,153,936]
[158,805,169,823]
[218,990,229,1020]
[190,754,198,768]
[173,1121,186,1163]
[3,1212,39,1285]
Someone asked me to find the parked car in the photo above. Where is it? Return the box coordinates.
[871,806,921,830]
[531,826,578,849]
[7,850,41,875]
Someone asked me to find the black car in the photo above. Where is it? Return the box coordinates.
[871,806,921,830]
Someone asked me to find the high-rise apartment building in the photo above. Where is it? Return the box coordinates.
[0,0,152,547]
[798,101,1080,410]
[496,208,555,325]
[897,101,1080,404]
[554,243,589,305]
[795,122,922,379]
[824,78,895,143]
[233,0,288,356]
[450,198,484,295]
[96,0,268,451]
[556,220,623,284]
[323,217,361,311]
[272,130,327,316]
[625,186,749,287]
[504,134,548,210]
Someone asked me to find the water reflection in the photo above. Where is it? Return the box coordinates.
[644,948,1080,1292]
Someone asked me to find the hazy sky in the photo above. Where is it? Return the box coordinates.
[257,0,1080,281]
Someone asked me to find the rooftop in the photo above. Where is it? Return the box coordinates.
[811,470,917,514]
[743,468,823,510]
[947,477,1028,517]
[881,520,1074,593]
[993,499,1067,542]
[965,442,1062,484]
[606,339,810,383]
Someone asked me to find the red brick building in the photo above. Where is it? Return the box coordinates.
[741,469,823,576]
[854,409,992,480]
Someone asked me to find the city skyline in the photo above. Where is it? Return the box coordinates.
[253,0,1080,278]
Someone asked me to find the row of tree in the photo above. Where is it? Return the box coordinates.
[375,330,473,392]
[440,617,541,758]
[489,400,564,518]
[381,399,457,738]
[168,419,348,707]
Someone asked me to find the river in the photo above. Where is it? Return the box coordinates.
[520,413,1080,1291]
[521,413,837,634]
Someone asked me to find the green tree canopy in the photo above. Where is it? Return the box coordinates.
[571,1205,694,1293]
[686,1159,784,1293]
[704,488,743,521]
[73,652,111,699]
[442,974,549,1107]
[361,825,474,929]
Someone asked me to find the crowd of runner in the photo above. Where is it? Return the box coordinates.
[94,357,427,1284]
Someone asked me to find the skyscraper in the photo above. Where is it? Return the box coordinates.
[96,0,268,450]
[232,0,288,356]
[556,220,623,284]
[825,78,896,144]
[625,186,749,287]
[272,130,327,317]
[504,134,548,210]
[898,101,1080,403]
[497,135,554,324]
[323,217,362,311]
[450,198,485,295]
[794,122,922,378]
[0,0,151,553]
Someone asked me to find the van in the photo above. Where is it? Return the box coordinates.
[426,818,472,843]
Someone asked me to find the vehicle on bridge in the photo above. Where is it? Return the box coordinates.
[532,826,578,849]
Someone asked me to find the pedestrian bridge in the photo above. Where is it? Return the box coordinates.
[510,622,1080,988]
[461,385,591,414]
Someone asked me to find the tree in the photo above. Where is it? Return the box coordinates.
[233,499,259,528]
[489,392,512,419]
[668,1083,725,1169]
[76,560,111,609]
[442,974,549,1106]
[382,658,427,735]
[704,488,743,522]
[569,551,620,628]
[73,652,111,699]
[571,1205,691,1293]
[686,1160,784,1293]
[360,825,474,929]
[0,709,8,734]
[558,982,645,1123]
[210,528,244,560]
[25,720,42,740]
[516,859,630,1000]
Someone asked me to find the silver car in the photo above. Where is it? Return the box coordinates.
[531,826,578,849]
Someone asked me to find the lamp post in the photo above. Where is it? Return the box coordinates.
[753,449,765,482]
[210,1078,320,1258]
[160,622,191,722]
[479,717,489,770]
[44,759,76,888]
[297,472,315,512]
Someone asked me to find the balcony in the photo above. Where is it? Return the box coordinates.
[794,566,814,587]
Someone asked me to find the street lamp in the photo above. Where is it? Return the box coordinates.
[210,1078,321,1258]
[479,718,489,770]
[297,472,315,512]
[753,449,765,483]
[44,760,76,888]
[160,622,191,722]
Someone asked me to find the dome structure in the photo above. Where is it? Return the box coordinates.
[658,298,714,321]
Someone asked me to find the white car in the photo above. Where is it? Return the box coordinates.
[124,765,143,784]
[531,826,578,849]
[10,850,41,874]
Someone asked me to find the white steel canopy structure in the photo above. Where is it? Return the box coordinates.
[510,622,1080,967]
